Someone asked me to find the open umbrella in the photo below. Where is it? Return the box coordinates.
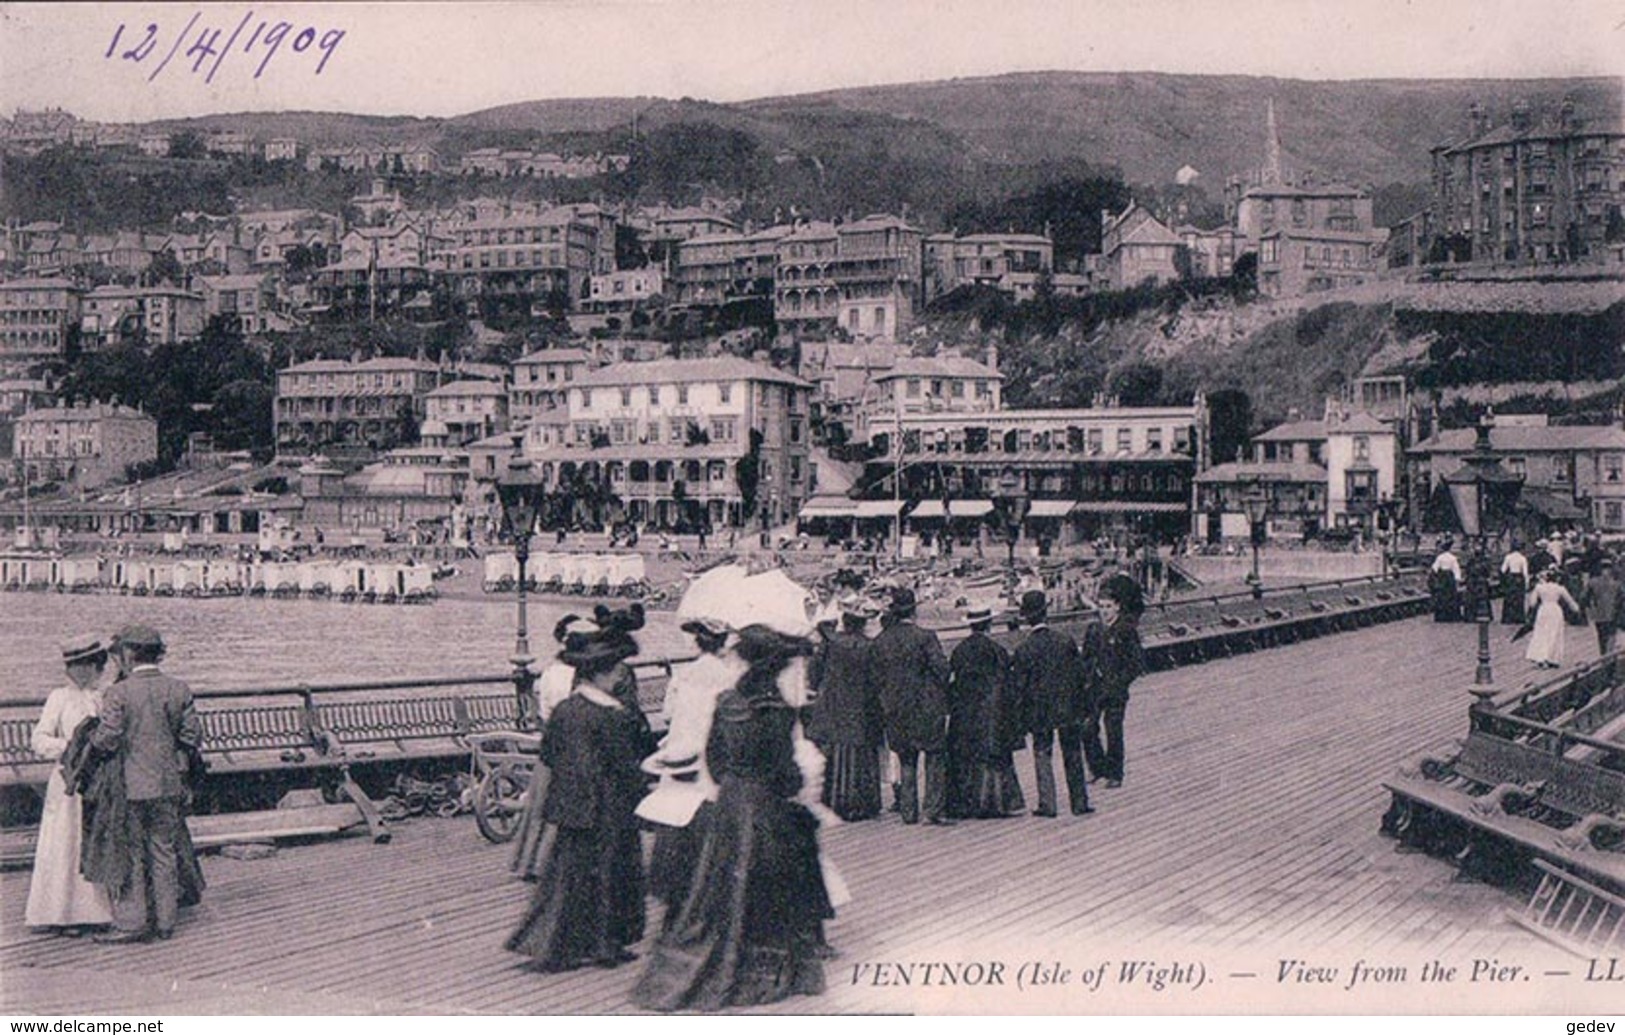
[735,568,815,638]
[675,563,752,625]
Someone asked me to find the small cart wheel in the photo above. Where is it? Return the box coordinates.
[474,766,528,844]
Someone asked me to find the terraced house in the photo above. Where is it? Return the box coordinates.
[518,357,812,531]
[1429,97,1625,264]
[274,357,441,456]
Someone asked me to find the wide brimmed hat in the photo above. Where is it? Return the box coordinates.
[680,616,731,639]
[559,634,639,673]
[552,614,599,644]
[965,604,994,625]
[62,634,107,665]
[1019,589,1048,621]
[734,623,815,666]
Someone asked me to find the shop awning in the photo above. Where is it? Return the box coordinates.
[1519,490,1586,521]
[853,500,904,518]
[1071,500,1189,514]
[1026,500,1077,518]
[799,497,858,519]
[951,500,994,517]
[910,500,948,518]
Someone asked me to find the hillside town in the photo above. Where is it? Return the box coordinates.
[1,95,1622,557]
[5,1,1625,1015]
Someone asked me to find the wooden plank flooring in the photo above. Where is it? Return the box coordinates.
[2,616,1614,1015]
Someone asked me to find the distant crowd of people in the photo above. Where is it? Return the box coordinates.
[1430,529,1625,670]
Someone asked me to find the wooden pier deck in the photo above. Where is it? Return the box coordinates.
[1,616,1612,1015]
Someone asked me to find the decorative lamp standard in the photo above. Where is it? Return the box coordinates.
[1376,495,1400,578]
[995,468,1028,569]
[496,457,548,728]
[1441,417,1524,694]
[1242,480,1269,600]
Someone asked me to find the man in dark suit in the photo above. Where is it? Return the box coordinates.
[91,625,203,943]
[871,587,954,826]
[1008,590,1094,817]
[1582,554,1624,656]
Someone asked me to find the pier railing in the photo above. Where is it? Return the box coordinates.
[1,574,1427,795]
[0,659,679,792]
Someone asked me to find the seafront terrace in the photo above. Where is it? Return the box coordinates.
[1,616,1612,1014]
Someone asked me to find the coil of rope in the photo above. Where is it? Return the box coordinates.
[378,772,473,822]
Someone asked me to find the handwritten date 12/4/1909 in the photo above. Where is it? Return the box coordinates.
[106,12,344,84]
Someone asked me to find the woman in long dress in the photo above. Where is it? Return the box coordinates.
[641,617,744,930]
[1525,568,1580,669]
[504,621,655,971]
[805,597,885,821]
[634,624,834,1011]
[25,634,114,932]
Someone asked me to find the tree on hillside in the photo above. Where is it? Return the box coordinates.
[1108,361,1164,406]
[947,176,1131,264]
[1206,388,1253,466]
[211,379,274,457]
[146,249,184,288]
[169,131,206,160]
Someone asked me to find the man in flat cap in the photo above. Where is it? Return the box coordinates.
[91,626,202,943]
[870,586,953,825]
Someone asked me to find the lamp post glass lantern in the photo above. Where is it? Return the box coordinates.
[496,457,549,726]
[1441,420,1524,690]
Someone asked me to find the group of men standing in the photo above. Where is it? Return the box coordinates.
[807,578,1147,828]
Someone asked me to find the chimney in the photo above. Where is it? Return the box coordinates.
[1468,101,1487,139]
[1510,100,1533,133]
[1560,95,1577,132]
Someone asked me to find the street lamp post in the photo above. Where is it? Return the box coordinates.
[1242,480,1269,600]
[1377,496,1400,579]
[1441,417,1524,693]
[496,457,548,729]
[995,468,1028,569]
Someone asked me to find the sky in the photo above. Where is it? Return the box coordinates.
[1,0,1623,123]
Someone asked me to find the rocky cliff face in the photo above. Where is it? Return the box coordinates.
[919,277,1625,425]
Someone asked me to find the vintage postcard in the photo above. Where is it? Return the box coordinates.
[0,0,1623,1019]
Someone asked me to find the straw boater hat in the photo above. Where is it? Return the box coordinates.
[965,604,994,626]
[62,633,106,666]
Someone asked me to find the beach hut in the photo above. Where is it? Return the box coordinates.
[401,564,436,603]
[173,561,206,596]
[205,562,243,595]
[483,552,518,592]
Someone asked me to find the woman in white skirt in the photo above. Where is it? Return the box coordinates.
[25,634,114,933]
[1525,568,1580,670]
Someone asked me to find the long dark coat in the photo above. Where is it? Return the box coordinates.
[948,632,1016,760]
[1008,625,1088,736]
[805,630,883,749]
[870,620,951,752]
[505,692,654,971]
[1096,617,1146,705]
